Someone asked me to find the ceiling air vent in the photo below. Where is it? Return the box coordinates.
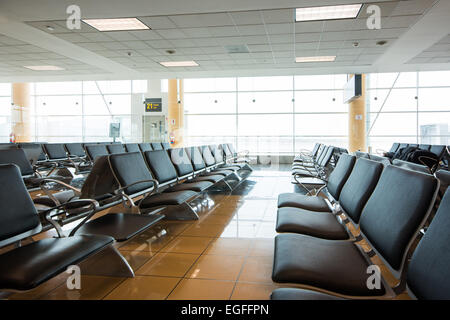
[225,45,250,54]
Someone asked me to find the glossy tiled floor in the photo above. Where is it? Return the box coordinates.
[3,165,410,300]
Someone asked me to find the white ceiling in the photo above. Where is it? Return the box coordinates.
[0,0,449,81]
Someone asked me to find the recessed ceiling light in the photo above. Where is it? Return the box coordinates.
[296,4,362,22]
[82,18,149,31]
[159,61,199,67]
[295,56,336,63]
[24,65,65,71]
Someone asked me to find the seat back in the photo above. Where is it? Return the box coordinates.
[429,145,446,159]
[0,164,41,247]
[418,144,431,151]
[311,143,321,157]
[355,151,369,158]
[319,146,335,167]
[138,143,152,152]
[186,146,207,171]
[407,188,450,299]
[389,143,400,153]
[80,155,118,199]
[17,143,42,166]
[360,165,438,272]
[435,169,450,193]
[0,149,34,176]
[368,154,392,167]
[85,144,109,162]
[65,143,86,158]
[398,143,408,150]
[326,154,356,200]
[200,145,217,167]
[106,144,126,155]
[169,148,195,178]
[43,143,67,160]
[339,158,383,224]
[151,142,163,151]
[392,159,431,174]
[161,142,171,150]
[222,144,233,160]
[124,143,140,153]
[210,145,225,164]
[409,144,419,148]
[227,143,237,156]
[144,150,178,185]
[108,152,154,195]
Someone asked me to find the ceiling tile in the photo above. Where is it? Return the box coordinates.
[156,29,188,39]
[261,9,294,24]
[230,11,263,25]
[106,31,139,41]
[138,16,177,29]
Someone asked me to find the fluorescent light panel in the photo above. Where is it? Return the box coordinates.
[159,61,199,67]
[296,4,362,22]
[296,56,336,63]
[24,65,65,71]
[82,18,149,31]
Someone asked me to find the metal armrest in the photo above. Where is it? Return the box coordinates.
[376,148,387,155]
[114,179,159,211]
[44,199,99,237]
[39,178,82,206]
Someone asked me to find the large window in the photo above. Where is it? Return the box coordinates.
[0,83,11,142]
[184,75,348,154]
[367,71,450,151]
[28,80,146,142]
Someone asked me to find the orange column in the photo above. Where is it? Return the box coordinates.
[168,79,184,148]
[11,83,32,142]
[348,74,366,152]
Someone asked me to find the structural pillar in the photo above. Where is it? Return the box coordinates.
[11,83,32,142]
[348,74,366,152]
[168,79,184,148]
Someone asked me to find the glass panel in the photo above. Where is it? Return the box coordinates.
[295,90,347,112]
[36,116,82,137]
[35,95,82,115]
[381,88,417,112]
[184,78,236,92]
[132,80,148,93]
[238,114,293,136]
[394,72,417,88]
[367,73,398,89]
[83,81,131,94]
[295,114,348,136]
[185,115,236,136]
[0,97,11,116]
[0,116,11,137]
[238,136,293,154]
[84,116,111,137]
[238,91,293,113]
[418,88,450,111]
[295,74,347,90]
[238,76,293,91]
[184,93,236,114]
[35,81,82,95]
[419,71,450,87]
[295,137,348,150]
[104,95,131,114]
[367,136,415,153]
[83,95,111,115]
[418,112,450,144]
[0,83,11,96]
[369,112,417,136]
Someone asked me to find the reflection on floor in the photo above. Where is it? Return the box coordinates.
[4,165,410,300]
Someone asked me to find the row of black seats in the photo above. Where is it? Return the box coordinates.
[271,150,450,299]
[0,143,252,292]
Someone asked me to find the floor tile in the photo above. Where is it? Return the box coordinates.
[181,223,226,238]
[136,252,199,277]
[248,238,275,257]
[7,273,69,300]
[120,250,154,271]
[160,236,213,254]
[238,256,274,283]
[230,282,279,300]
[186,254,245,281]
[40,276,125,300]
[167,279,234,300]
[204,238,253,256]
[118,231,175,253]
[200,214,233,225]
[104,276,180,300]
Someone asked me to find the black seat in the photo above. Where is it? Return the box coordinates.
[144,150,213,192]
[278,154,356,210]
[276,158,383,239]
[124,143,140,153]
[418,144,431,151]
[43,143,68,161]
[0,164,119,291]
[429,145,446,159]
[272,187,450,300]
[106,144,126,154]
[85,144,109,162]
[355,151,369,158]
[389,143,400,153]
[187,146,233,178]
[151,142,163,151]
[273,165,438,297]
[392,159,431,174]
[138,143,152,152]
[161,142,171,150]
[65,143,86,158]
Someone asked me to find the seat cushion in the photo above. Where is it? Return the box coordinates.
[276,207,349,240]
[0,235,113,290]
[272,233,385,296]
[33,190,77,207]
[292,169,317,177]
[213,169,236,174]
[221,163,245,169]
[271,288,344,300]
[191,175,224,183]
[138,190,197,207]
[277,193,330,212]
[165,181,213,192]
